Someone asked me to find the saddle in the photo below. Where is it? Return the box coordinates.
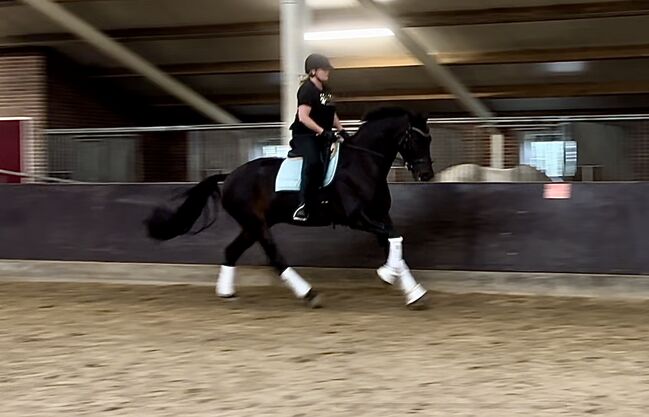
[275,142,340,192]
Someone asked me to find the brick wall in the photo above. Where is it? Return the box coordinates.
[456,125,490,167]
[1,49,161,178]
[47,53,146,129]
[502,128,520,168]
[625,121,649,180]
[140,131,188,182]
[0,50,47,177]
[457,126,519,169]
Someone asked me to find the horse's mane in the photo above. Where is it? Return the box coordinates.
[361,106,413,123]
[354,107,415,138]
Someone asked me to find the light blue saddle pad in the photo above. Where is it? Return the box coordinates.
[275,142,340,192]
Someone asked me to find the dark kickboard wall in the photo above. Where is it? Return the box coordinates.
[0,183,647,274]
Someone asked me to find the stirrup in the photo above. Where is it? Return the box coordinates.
[292,204,308,222]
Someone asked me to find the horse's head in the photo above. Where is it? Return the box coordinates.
[399,113,434,182]
[358,106,435,181]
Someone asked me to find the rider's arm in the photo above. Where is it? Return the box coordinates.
[333,113,344,132]
[297,105,324,135]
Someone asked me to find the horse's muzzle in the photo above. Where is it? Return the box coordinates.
[409,162,434,182]
[417,171,434,182]
[406,159,434,182]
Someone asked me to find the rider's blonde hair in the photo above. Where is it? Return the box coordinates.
[299,70,316,85]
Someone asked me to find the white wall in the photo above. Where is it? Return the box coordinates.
[570,122,632,181]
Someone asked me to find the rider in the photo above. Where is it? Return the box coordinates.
[289,53,349,222]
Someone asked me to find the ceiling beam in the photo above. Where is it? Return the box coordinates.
[152,82,649,106]
[347,82,649,100]
[346,82,649,100]
[436,44,649,65]
[357,0,492,119]
[0,21,279,47]
[104,21,278,41]
[401,1,649,27]
[1,0,123,5]
[88,43,649,78]
[90,56,425,78]
[19,0,239,123]
[469,81,649,99]
[5,1,649,46]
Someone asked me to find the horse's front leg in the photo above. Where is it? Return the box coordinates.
[356,212,428,308]
[378,236,428,308]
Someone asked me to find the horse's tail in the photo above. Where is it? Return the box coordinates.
[145,175,222,241]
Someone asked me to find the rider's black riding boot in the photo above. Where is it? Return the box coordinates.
[293,176,310,221]
[290,134,326,222]
[294,161,324,222]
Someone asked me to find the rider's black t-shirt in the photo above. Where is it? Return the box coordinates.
[289,80,336,135]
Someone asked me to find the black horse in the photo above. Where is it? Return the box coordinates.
[146,106,435,309]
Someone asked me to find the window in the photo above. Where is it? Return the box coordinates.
[521,133,577,179]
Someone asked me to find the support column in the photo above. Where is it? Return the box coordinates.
[280,0,307,145]
[490,133,504,169]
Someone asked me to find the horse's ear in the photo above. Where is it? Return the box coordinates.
[413,112,429,127]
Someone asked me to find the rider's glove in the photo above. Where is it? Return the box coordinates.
[318,130,337,144]
[338,129,351,142]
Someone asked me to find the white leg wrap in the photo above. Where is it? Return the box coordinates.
[387,237,403,269]
[377,264,400,285]
[216,265,236,297]
[377,236,404,285]
[399,261,427,305]
[280,267,311,298]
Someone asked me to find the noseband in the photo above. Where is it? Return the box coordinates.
[399,126,431,171]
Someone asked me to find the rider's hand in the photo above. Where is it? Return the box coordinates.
[338,130,351,142]
[318,130,337,144]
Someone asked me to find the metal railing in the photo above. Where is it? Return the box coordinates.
[0,168,83,184]
[42,114,649,183]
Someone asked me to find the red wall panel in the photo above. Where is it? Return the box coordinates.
[0,120,21,183]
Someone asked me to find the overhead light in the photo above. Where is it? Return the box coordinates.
[543,61,587,73]
[304,28,394,41]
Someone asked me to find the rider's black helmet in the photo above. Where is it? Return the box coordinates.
[305,53,334,73]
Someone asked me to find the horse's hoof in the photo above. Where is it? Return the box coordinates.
[303,290,323,309]
[377,265,399,286]
[406,284,429,310]
[217,293,238,300]
[407,292,430,311]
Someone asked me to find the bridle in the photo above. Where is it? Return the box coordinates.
[342,125,431,171]
[397,125,432,171]
[342,142,385,159]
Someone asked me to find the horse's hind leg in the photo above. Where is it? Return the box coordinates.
[258,228,322,308]
[216,230,256,298]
